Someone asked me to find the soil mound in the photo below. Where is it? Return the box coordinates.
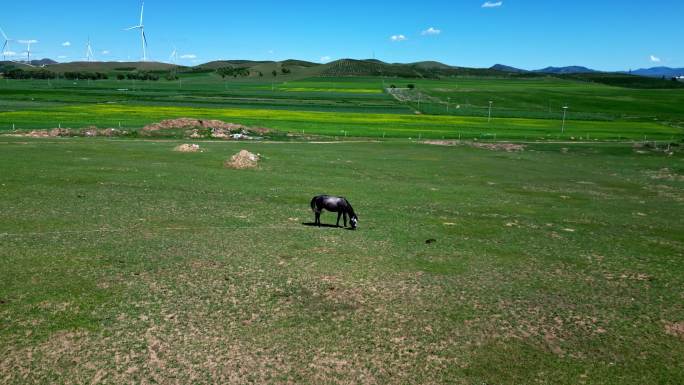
[141,118,271,140]
[174,144,202,153]
[143,118,246,132]
[224,150,260,169]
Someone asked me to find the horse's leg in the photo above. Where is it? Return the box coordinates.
[336,212,342,227]
[315,211,321,226]
[344,212,347,227]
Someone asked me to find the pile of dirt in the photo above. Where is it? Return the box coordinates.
[143,118,247,132]
[174,144,202,153]
[424,140,526,152]
[224,150,260,169]
[141,118,271,140]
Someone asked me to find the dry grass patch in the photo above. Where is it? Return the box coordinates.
[423,140,526,152]
[664,321,684,339]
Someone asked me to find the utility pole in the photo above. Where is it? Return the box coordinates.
[562,106,569,133]
[488,101,493,123]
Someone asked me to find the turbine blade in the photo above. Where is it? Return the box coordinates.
[0,27,7,41]
[125,26,141,31]
[140,2,145,25]
[142,30,148,48]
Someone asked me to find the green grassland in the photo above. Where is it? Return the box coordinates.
[1,71,683,141]
[1,138,683,384]
[400,77,684,122]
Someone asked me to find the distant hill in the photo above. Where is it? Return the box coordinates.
[318,59,514,78]
[199,60,275,70]
[42,61,177,72]
[629,66,684,78]
[31,58,58,66]
[7,58,681,87]
[0,59,57,68]
[534,66,597,74]
[188,58,514,79]
[409,61,454,70]
[490,64,528,73]
[560,72,684,89]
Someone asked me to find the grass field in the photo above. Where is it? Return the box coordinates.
[1,104,681,141]
[1,137,683,384]
[1,74,683,141]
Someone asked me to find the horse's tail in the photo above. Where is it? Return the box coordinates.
[310,196,318,212]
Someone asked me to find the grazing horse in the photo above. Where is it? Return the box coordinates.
[310,195,358,229]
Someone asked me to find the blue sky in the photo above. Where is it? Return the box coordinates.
[1,0,682,70]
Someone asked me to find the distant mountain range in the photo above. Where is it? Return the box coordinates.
[534,66,597,74]
[2,58,683,80]
[489,65,597,74]
[0,58,58,67]
[490,64,684,77]
[628,66,684,78]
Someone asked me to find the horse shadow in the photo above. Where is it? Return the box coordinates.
[301,222,356,230]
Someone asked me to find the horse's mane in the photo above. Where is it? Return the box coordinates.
[345,199,357,218]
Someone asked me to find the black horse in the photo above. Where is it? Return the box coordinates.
[310,195,358,229]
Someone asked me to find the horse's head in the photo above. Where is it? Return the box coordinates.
[350,215,358,229]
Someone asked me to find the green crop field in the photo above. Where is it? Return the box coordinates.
[1,137,683,384]
[1,71,683,141]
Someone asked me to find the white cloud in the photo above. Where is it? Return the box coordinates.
[57,55,68,59]
[320,55,331,63]
[267,49,274,54]
[18,39,38,44]
[650,55,661,63]
[62,41,71,47]
[482,1,503,8]
[101,50,110,55]
[180,54,197,59]
[3,51,17,57]
[421,27,441,36]
[390,34,407,42]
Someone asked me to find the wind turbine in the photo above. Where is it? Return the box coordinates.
[1,27,13,61]
[86,37,95,62]
[18,40,37,65]
[170,45,178,64]
[125,1,148,61]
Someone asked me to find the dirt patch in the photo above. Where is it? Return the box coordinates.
[173,144,202,153]
[423,140,526,152]
[664,321,684,338]
[143,118,245,132]
[224,150,260,169]
[142,118,271,138]
[8,127,126,138]
[646,168,684,182]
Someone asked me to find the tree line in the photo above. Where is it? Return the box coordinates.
[0,67,181,82]
[1,68,109,80]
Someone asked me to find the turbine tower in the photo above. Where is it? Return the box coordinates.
[1,27,13,61]
[86,37,95,62]
[125,1,148,61]
[170,46,178,64]
[19,40,37,65]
